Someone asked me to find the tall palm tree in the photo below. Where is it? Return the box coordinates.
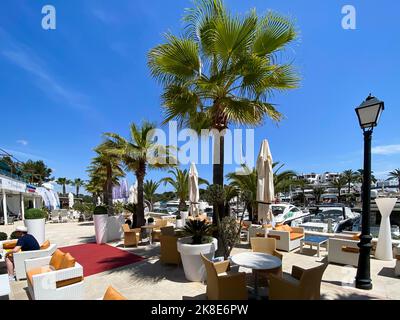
[55,177,71,195]
[342,169,358,194]
[143,180,160,209]
[387,169,400,189]
[85,179,103,204]
[72,178,85,196]
[161,167,208,212]
[88,145,124,213]
[148,0,299,206]
[330,175,347,200]
[102,121,175,226]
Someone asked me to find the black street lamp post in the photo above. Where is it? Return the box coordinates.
[354,94,384,290]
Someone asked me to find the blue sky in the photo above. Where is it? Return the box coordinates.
[1,0,399,193]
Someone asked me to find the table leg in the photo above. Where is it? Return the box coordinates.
[300,241,303,253]
[254,271,259,298]
[317,243,320,258]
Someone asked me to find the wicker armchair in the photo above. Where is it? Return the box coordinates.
[269,263,328,300]
[250,237,283,283]
[122,224,140,247]
[201,253,248,300]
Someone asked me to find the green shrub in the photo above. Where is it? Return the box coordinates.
[25,208,46,219]
[10,231,21,240]
[93,205,108,215]
[0,232,7,241]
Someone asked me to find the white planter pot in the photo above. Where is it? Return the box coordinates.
[177,236,218,282]
[176,219,184,229]
[25,218,45,245]
[94,214,108,244]
[107,215,124,242]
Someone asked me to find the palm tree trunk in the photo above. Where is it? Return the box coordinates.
[348,182,351,194]
[136,161,146,227]
[63,185,66,195]
[76,186,79,196]
[106,163,114,215]
[213,132,225,220]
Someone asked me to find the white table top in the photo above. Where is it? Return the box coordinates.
[0,274,10,296]
[230,252,282,270]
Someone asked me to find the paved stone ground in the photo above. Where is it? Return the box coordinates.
[1,221,399,300]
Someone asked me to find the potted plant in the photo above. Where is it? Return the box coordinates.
[93,205,108,244]
[147,217,155,225]
[177,220,218,282]
[24,208,47,245]
[175,213,184,229]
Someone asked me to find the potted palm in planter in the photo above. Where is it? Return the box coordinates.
[24,208,47,245]
[177,220,218,282]
[93,205,108,244]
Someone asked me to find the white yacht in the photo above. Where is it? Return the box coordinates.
[299,204,360,233]
[271,204,310,225]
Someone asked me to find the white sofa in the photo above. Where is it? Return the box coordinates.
[25,256,84,300]
[0,240,57,280]
[328,237,359,267]
[267,227,305,252]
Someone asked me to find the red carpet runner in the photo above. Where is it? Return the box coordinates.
[60,243,145,277]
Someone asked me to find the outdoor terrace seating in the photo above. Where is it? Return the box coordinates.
[200,253,248,300]
[25,249,84,300]
[269,263,328,300]
[268,225,305,252]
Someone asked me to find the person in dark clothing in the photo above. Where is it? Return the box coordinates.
[5,226,40,281]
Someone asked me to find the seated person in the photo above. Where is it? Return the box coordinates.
[5,226,40,281]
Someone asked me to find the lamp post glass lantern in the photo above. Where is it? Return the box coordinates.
[354,94,384,290]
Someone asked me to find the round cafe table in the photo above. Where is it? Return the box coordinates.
[230,252,282,298]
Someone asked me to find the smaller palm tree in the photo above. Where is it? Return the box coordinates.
[313,186,325,204]
[330,176,347,200]
[72,178,85,196]
[161,168,208,212]
[342,170,358,194]
[55,177,71,195]
[143,180,160,209]
[387,169,400,189]
[183,219,212,245]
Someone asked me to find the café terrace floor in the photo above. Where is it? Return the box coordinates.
[1,221,399,300]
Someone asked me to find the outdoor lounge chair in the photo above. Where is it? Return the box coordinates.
[267,225,304,252]
[50,211,60,223]
[122,224,140,247]
[269,263,328,300]
[103,286,127,300]
[9,240,57,280]
[327,237,360,267]
[200,253,248,300]
[25,249,84,300]
[151,219,168,242]
[160,234,181,265]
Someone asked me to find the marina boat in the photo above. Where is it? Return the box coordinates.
[271,203,310,225]
[298,204,360,233]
